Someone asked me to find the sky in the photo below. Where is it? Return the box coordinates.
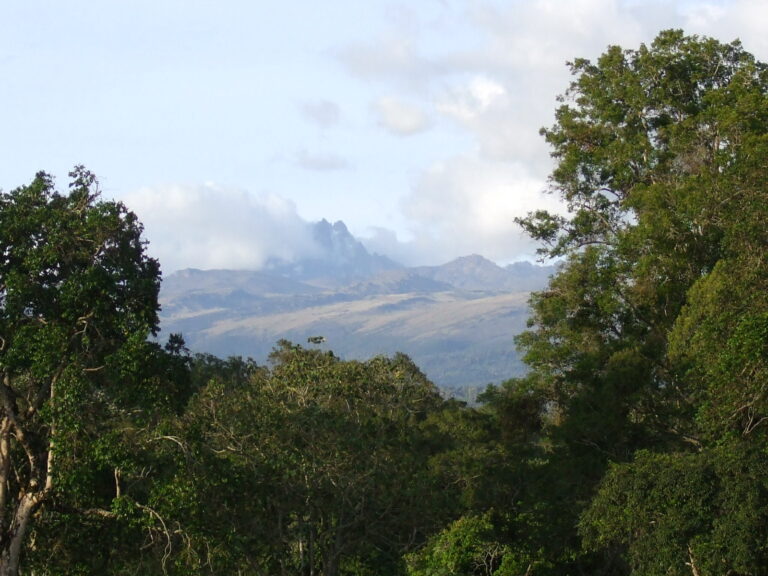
[2,0,767,273]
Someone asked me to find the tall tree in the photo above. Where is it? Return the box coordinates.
[511,29,768,574]
[0,168,164,575]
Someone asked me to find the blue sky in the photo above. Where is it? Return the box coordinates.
[2,0,766,272]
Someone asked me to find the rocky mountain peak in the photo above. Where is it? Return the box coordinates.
[266,219,401,286]
[312,219,364,259]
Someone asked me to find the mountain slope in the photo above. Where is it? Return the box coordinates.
[158,221,554,389]
[413,254,554,292]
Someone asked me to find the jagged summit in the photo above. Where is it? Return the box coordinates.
[265,219,401,286]
[312,219,369,263]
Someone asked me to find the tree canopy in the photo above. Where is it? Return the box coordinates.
[496,29,768,575]
[407,28,768,576]
[0,167,186,575]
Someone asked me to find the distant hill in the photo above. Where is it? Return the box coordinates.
[413,254,555,292]
[158,221,555,390]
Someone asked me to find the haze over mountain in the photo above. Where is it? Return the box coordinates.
[264,219,401,286]
[159,220,554,391]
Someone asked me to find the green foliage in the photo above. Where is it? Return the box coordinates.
[405,513,510,576]
[581,441,768,576]
[160,341,451,575]
[581,451,716,575]
[0,168,192,575]
[506,29,768,575]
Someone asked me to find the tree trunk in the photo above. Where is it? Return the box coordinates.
[0,493,43,576]
[0,373,54,576]
[0,418,11,532]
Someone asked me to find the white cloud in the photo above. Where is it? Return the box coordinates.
[680,0,768,58]
[122,184,319,273]
[363,155,565,266]
[437,76,505,122]
[682,2,728,28]
[343,0,768,269]
[467,0,647,71]
[374,96,431,135]
[134,1,768,274]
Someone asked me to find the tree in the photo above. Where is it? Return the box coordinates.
[408,379,556,576]
[405,513,510,576]
[167,342,451,575]
[511,29,768,573]
[0,167,165,575]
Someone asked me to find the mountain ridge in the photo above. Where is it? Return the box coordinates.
[158,220,555,389]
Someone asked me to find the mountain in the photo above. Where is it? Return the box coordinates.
[158,221,555,390]
[264,219,401,287]
[413,254,553,292]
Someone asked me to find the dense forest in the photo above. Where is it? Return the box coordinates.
[1,29,767,575]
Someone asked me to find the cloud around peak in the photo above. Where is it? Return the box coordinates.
[121,183,319,273]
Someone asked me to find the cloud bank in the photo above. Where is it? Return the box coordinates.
[122,184,320,273]
[112,1,768,273]
[362,156,564,266]
[337,0,768,267]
